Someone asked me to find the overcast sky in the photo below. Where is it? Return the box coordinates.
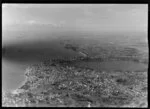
[2,4,148,32]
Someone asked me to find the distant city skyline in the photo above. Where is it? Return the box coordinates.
[2,4,148,32]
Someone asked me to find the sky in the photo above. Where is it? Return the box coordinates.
[2,4,148,32]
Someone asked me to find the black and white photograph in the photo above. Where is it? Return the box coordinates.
[2,4,148,107]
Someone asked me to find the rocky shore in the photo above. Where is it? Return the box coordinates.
[2,59,147,107]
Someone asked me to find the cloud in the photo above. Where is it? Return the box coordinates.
[24,20,61,28]
[2,4,41,8]
[83,8,94,16]
[2,4,8,8]
[2,4,24,8]
[27,20,37,24]
[2,4,82,9]
[2,4,117,9]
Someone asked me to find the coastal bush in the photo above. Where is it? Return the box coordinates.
[2,60,147,107]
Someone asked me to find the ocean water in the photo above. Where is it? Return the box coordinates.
[2,38,80,92]
[2,30,148,92]
[2,58,31,91]
[2,58,148,92]
[2,46,79,92]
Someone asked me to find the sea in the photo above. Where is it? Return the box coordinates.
[2,30,148,92]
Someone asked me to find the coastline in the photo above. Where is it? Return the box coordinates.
[2,58,148,107]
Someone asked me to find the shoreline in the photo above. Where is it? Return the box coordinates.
[2,58,148,107]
